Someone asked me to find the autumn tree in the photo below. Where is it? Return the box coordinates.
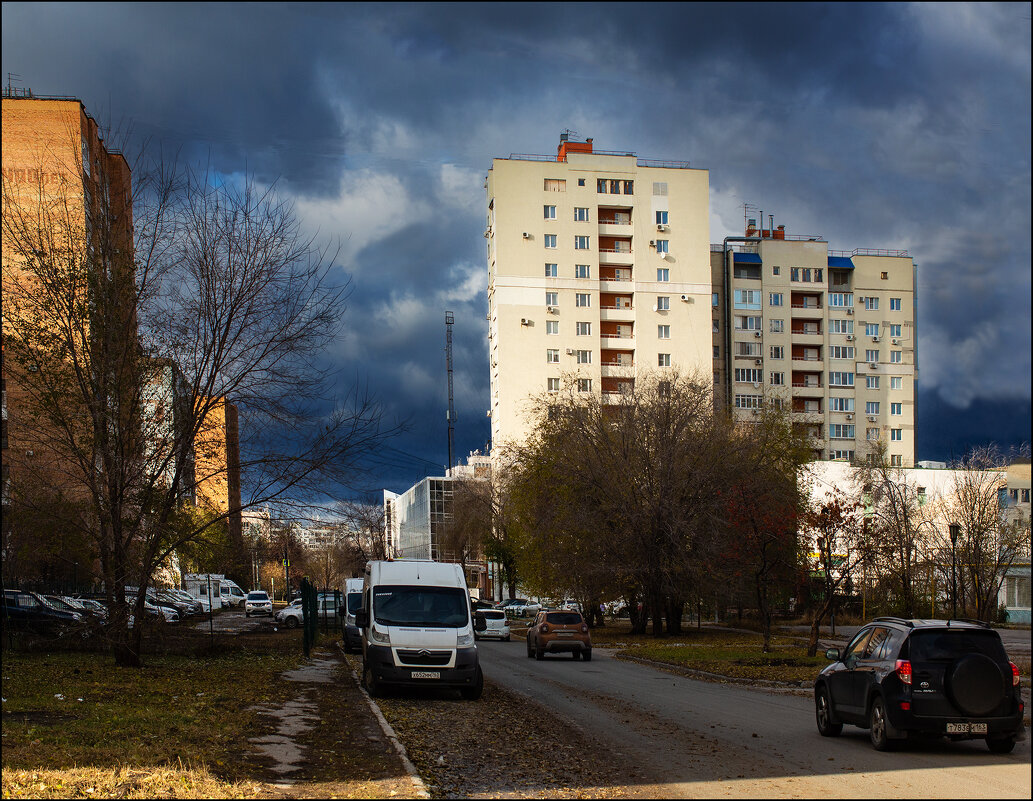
[334,499,390,566]
[2,134,392,666]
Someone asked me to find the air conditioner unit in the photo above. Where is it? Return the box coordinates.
[657,224,668,232]
[846,414,853,420]
[565,348,575,355]
[755,359,763,365]
[846,309,853,315]
[753,382,761,388]
[892,339,900,345]
[754,331,762,338]
[522,232,530,239]
[680,294,689,302]
[649,240,655,247]
[872,335,880,342]
[651,304,658,312]
[845,334,854,341]
[868,363,877,370]
[868,415,878,422]
[520,318,530,326]
[659,251,669,259]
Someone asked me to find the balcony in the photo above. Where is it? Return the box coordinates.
[599,248,634,266]
[601,364,636,378]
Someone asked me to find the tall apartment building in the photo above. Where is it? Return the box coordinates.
[486,136,712,451]
[712,219,917,465]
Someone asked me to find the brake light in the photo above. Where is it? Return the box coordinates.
[540,624,549,633]
[895,659,912,685]
[899,701,910,711]
[1010,662,1020,687]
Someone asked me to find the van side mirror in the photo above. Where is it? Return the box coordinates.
[473,611,487,632]
[355,609,369,628]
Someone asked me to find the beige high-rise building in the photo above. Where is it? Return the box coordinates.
[712,219,917,465]
[486,136,712,452]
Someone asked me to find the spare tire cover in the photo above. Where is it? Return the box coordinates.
[947,653,1005,716]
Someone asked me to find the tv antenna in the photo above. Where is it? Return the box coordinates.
[445,311,456,473]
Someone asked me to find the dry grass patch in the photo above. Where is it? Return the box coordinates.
[1,764,266,799]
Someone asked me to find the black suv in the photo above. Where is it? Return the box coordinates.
[815,617,1025,753]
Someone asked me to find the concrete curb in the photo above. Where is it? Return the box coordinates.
[615,652,811,690]
[336,642,430,799]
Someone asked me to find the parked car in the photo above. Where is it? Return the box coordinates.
[2,589,81,633]
[72,597,109,620]
[126,594,179,623]
[245,590,273,617]
[814,617,1025,752]
[526,609,592,660]
[498,598,541,617]
[474,609,511,641]
[158,589,202,615]
[274,599,304,628]
[470,598,496,611]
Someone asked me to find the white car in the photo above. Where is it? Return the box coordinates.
[474,609,511,641]
[244,591,273,617]
[274,599,303,628]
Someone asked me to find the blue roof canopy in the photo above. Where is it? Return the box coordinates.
[733,252,762,264]
[828,256,855,269]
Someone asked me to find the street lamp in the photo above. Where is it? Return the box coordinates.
[948,523,960,619]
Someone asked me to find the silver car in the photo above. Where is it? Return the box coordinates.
[474,609,511,641]
[245,591,273,617]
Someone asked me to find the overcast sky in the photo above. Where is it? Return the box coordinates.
[3,2,1030,495]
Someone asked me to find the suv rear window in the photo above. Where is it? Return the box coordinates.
[482,610,506,620]
[908,630,1007,662]
[546,612,583,625]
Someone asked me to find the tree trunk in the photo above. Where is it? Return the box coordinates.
[650,590,665,637]
[665,597,684,635]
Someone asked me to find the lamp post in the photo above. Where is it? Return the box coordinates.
[948,523,960,619]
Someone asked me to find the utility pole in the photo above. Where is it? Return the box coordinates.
[445,311,456,473]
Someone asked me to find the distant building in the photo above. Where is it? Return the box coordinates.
[1000,463,1031,623]
[194,398,242,542]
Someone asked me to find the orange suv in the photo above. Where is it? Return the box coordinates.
[526,609,592,661]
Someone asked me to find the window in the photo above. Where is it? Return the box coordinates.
[712,346,719,358]
[575,293,591,307]
[623,180,633,194]
[655,210,669,225]
[544,205,556,219]
[657,268,670,282]
[610,179,621,194]
[735,342,761,357]
[658,324,670,339]
[865,349,879,363]
[1005,576,1031,609]
[597,178,608,193]
[867,428,880,441]
[545,291,558,306]
[890,454,903,467]
[574,207,589,221]
[547,349,560,363]
[576,350,591,364]
[829,293,854,308]
[891,402,902,415]
[866,376,880,389]
[548,377,560,393]
[769,319,784,333]
[577,178,585,187]
[891,376,902,390]
[866,401,880,415]
[830,397,854,412]
[658,353,671,367]
[889,324,902,338]
[829,372,855,387]
[546,320,559,335]
[544,234,557,249]
[712,319,719,333]
[656,296,670,311]
[865,323,879,337]
[712,292,719,307]
[829,424,855,439]
[734,289,762,309]
[881,271,889,280]
[652,182,668,196]
[734,368,762,384]
[735,315,762,331]
[577,378,592,392]
[544,178,566,192]
[545,263,558,277]
[656,239,669,254]
[864,296,879,311]
[890,351,902,363]
[772,266,780,276]
[575,264,590,279]
[831,319,854,334]
[574,235,590,250]
[576,322,592,336]
[770,345,784,359]
[830,449,855,461]
[890,297,902,311]
[891,429,902,441]
[770,372,784,385]
[769,292,784,307]
[830,346,855,359]
[735,394,763,409]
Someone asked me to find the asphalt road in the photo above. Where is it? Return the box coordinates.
[476,640,1031,799]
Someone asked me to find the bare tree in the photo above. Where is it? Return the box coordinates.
[3,135,392,665]
[335,499,390,566]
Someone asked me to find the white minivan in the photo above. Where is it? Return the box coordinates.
[355,560,486,699]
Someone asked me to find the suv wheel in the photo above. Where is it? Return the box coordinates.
[815,686,842,737]
[284,616,299,629]
[986,735,1016,754]
[582,648,592,662]
[869,696,896,751]
[535,643,544,660]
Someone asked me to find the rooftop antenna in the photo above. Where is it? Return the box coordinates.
[445,311,456,474]
[562,128,580,142]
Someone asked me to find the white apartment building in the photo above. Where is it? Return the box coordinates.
[486,135,712,452]
[712,220,916,466]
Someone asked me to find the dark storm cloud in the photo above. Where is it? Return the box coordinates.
[3,2,1029,485]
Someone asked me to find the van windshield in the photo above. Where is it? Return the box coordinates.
[372,585,469,628]
[347,592,363,614]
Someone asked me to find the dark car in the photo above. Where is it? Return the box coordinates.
[2,589,82,634]
[814,617,1025,753]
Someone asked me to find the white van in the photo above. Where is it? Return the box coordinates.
[183,573,224,610]
[343,578,364,653]
[219,578,247,608]
[356,560,486,699]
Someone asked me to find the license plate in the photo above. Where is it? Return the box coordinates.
[411,671,439,680]
[947,722,986,734]
[557,631,573,637]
